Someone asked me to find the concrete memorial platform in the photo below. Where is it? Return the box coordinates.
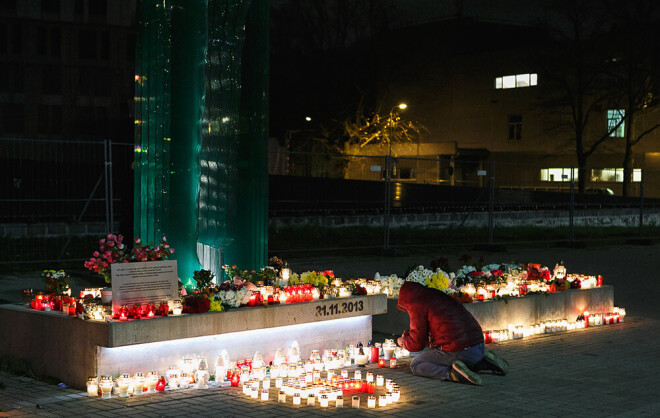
[0,294,387,387]
[373,286,614,335]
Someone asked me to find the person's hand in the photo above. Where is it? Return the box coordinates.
[397,336,404,347]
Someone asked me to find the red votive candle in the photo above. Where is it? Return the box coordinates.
[370,346,379,363]
[378,358,386,368]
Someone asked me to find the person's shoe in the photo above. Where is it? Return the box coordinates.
[449,361,483,385]
[483,350,509,376]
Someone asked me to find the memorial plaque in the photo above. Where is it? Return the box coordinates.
[111,261,178,310]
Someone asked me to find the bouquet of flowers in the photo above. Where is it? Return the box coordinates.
[377,274,404,298]
[84,234,174,284]
[268,256,285,271]
[183,294,210,314]
[42,269,71,295]
[405,265,433,285]
[453,265,477,286]
[193,269,215,293]
[83,234,129,283]
[222,264,279,286]
[131,236,174,262]
[298,270,331,288]
[214,281,252,308]
[426,270,451,291]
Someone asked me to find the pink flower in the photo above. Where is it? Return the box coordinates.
[93,251,100,257]
[99,239,105,245]
[107,241,115,247]
[170,249,175,254]
[134,237,141,244]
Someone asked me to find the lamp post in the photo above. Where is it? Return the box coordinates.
[384,103,407,250]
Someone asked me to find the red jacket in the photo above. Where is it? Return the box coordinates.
[397,281,483,352]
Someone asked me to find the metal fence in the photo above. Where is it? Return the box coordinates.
[269,150,660,253]
[0,138,134,264]
[2,142,658,264]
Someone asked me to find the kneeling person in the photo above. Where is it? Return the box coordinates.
[396,281,508,385]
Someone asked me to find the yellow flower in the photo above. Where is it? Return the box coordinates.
[426,271,449,291]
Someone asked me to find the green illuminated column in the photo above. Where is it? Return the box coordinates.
[135,0,269,281]
[222,0,269,270]
[134,0,172,246]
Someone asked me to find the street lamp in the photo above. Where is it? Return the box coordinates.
[384,103,407,250]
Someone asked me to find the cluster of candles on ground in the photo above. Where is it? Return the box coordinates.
[85,339,407,405]
[240,367,400,408]
[483,307,626,343]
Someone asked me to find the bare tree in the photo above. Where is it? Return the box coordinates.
[341,106,426,156]
[541,0,624,193]
[604,0,660,196]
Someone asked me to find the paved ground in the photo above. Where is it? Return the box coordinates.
[1,242,659,417]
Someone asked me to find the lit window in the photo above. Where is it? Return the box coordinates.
[495,73,538,89]
[607,109,625,137]
[508,115,522,140]
[502,75,516,89]
[540,168,578,182]
[516,74,530,87]
[591,168,641,182]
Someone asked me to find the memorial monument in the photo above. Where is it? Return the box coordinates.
[133,0,269,281]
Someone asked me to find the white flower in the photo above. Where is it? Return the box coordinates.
[406,265,433,285]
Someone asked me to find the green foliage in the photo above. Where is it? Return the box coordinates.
[193,269,215,291]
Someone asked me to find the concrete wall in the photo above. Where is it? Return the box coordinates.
[108,294,387,347]
[373,286,614,336]
[0,306,109,388]
[271,208,660,230]
[0,294,386,387]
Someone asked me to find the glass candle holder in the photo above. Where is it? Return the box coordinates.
[320,394,329,407]
[86,377,98,397]
[352,395,360,408]
[99,376,113,399]
[379,394,387,407]
[368,395,376,408]
[307,395,316,406]
[376,375,384,386]
[336,395,344,408]
[278,391,286,403]
[133,372,145,395]
[145,372,158,393]
[261,389,269,401]
[118,373,130,398]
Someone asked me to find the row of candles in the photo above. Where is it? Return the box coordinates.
[483,307,626,343]
[462,275,603,301]
[238,369,400,408]
[27,292,185,320]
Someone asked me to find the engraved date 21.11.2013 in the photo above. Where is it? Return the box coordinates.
[315,300,364,317]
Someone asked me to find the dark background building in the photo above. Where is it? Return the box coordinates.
[0,0,135,141]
